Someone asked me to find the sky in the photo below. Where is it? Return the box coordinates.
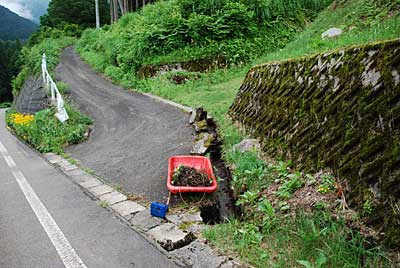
[0,0,49,22]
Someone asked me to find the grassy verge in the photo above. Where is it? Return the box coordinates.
[203,149,392,267]
[204,212,389,268]
[6,104,92,153]
[254,0,400,64]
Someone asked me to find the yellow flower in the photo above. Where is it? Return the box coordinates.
[317,185,330,194]
[10,113,33,126]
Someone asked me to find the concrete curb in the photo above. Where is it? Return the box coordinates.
[43,152,244,268]
[143,93,193,113]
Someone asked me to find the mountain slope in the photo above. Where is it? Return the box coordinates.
[0,5,37,40]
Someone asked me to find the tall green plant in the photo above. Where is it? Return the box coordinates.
[77,0,333,77]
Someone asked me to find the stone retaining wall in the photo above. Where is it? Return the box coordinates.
[138,55,227,78]
[14,75,48,114]
[229,39,400,247]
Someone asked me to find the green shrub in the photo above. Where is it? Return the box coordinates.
[77,0,333,78]
[12,35,75,98]
[0,102,11,108]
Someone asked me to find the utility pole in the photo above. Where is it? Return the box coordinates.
[95,0,100,28]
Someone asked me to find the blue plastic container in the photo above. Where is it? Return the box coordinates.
[150,202,169,218]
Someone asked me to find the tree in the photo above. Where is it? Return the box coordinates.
[45,0,110,27]
[0,41,21,102]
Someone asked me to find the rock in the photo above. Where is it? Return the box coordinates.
[166,212,203,225]
[169,241,227,268]
[84,127,92,138]
[185,223,205,235]
[191,133,215,155]
[147,223,194,251]
[61,164,79,172]
[14,75,48,114]
[194,119,209,132]
[233,139,259,152]
[130,210,163,231]
[321,28,342,39]
[189,107,207,124]
[171,75,187,84]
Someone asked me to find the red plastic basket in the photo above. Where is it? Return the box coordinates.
[167,156,217,194]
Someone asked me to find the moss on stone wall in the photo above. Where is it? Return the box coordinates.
[229,39,400,248]
[138,55,227,79]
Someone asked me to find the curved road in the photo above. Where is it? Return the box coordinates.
[57,47,194,202]
[0,110,177,268]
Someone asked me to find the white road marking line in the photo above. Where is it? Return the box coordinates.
[0,141,7,154]
[0,140,88,268]
[4,155,16,168]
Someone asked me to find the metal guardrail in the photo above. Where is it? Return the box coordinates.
[41,53,69,123]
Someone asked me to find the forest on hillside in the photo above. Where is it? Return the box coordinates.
[0,5,38,40]
[0,41,21,103]
[0,5,37,103]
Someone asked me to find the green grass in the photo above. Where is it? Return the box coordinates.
[140,67,246,122]
[203,148,393,267]
[255,0,400,64]
[0,102,12,108]
[204,213,390,268]
[12,35,75,98]
[184,1,397,266]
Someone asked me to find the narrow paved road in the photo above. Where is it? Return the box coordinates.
[57,47,194,202]
[0,109,178,268]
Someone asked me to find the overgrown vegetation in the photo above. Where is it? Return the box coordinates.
[200,1,400,266]
[203,148,392,267]
[77,0,332,87]
[6,105,91,153]
[12,28,75,98]
[256,0,400,63]
[204,211,390,268]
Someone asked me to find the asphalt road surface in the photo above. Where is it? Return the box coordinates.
[57,47,194,202]
[0,109,178,268]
